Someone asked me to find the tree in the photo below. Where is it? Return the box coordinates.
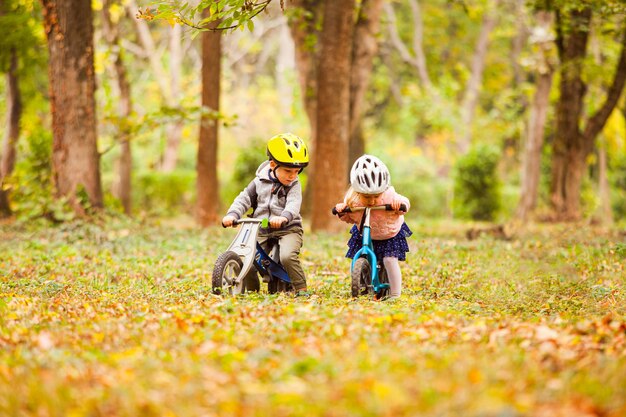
[196,16,222,227]
[349,0,385,166]
[0,0,28,217]
[102,0,133,215]
[310,0,355,232]
[549,4,626,220]
[516,11,555,221]
[42,0,103,215]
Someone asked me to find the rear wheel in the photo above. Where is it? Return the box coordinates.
[212,251,245,295]
[351,257,373,297]
[375,263,390,300]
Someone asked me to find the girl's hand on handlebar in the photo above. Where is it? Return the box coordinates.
[334,203,348,214]
[222,215,236,227]
[269,216,288,228]
[390,197,405,212]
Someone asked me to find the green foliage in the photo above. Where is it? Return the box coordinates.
[231,136,266,192]
[453,144,502,221]
[134,170,196,215]
[6,127,74,223]
[140,0,282,34]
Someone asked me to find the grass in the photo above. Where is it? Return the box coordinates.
[1,215,625,416]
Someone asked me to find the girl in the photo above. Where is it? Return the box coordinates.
[334,154,412,299]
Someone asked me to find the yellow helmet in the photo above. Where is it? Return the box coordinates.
[266,133,309,169]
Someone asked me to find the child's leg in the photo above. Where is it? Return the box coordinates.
[277,228,307,291]
[383,256,402,298]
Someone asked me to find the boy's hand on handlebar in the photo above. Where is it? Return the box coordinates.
[269,216,288,228]
[222,215,237,227]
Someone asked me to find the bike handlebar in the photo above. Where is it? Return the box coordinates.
[331,203,407,215]
[222,218,288,228]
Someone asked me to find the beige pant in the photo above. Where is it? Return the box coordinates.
[249,226,307,291]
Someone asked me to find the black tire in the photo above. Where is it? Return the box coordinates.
[376,263,390,300]
[268,277,293,294]
[212,251,243,295]
[351,257,373,297]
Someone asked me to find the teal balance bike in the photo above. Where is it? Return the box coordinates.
[333,204,407,299]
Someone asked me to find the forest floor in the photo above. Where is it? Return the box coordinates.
[1,215,626,416]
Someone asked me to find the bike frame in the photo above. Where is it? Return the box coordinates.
[226,218,291,285]
[349,206,389,295]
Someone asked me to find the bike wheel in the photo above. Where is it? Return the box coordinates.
[212,251,244,295]
[375,263,390,300]
[351,257,373,297]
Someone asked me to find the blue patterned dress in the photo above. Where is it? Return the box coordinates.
[346,222,413,261]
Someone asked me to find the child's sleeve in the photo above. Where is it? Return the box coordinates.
[280,181,302,222]
[226,179,255,219]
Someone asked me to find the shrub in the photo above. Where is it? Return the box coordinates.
[134,170,195,215]
[452,144,502,221]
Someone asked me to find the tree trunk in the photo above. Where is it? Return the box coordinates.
[102,0,133,215]
[383,0,432,92]
[458,0,500,154]
[310,0,355,232]
[161,24,183,172]
[287,0,322,141]
[42,0,103,215]
[597,143,613,224]
[196,17,221,227]
[349,0,384,167]
[287,0,323,216]
[549,7,626,221]
[0,48,22,218]
[516,11,554,221]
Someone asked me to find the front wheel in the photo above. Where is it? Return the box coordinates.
[212,251,245,295]
[351,257,373,297]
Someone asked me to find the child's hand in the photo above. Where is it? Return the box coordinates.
[390,197,404,212]
[335,203,348,214]
[270,216,288,228]
[222,215,236,227]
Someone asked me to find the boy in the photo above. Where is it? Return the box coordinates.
[222,133,309,295]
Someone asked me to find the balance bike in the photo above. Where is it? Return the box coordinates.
[333,204,407,299]
[212,218,293,295]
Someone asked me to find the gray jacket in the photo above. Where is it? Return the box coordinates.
[226,161,303,228]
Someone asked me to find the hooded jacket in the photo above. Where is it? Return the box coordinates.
[226,160,303,228]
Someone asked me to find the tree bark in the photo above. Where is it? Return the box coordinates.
[349,0,384,167]
[102,0,133,215]
[196,17,221,227]
[287,0,322,142]
[42,0,103,215]
[310,0,355,232]
[516,11,554,221]
[458,0,500,154]
[0,48,22,218]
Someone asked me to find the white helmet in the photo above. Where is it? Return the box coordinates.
[350,154,390,195]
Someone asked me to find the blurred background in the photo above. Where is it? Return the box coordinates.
[1,0,626,228]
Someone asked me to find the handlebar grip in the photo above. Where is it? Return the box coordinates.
[332,207,352,215]
[222,219,240,228]
[385,203,407,212]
